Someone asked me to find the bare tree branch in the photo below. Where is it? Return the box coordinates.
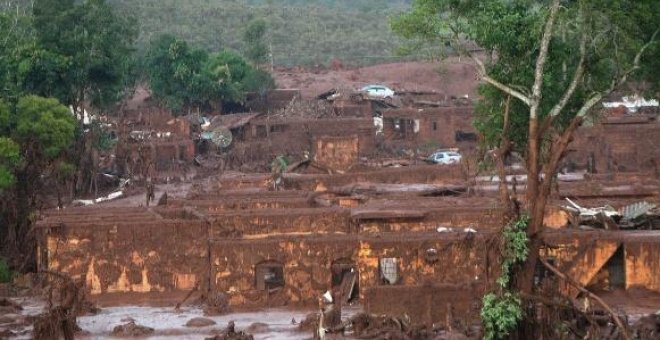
[448,25,532,106]
[548,28,587,118]
[576,27,659,118]
[471,53,532,106]
[540,259,631,340]
[530,0,561,119]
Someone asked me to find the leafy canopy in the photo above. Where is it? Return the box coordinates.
[25,0,138,109]
[0,96,76,191]
[146,34,275,113]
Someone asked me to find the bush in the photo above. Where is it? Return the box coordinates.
[0,257,11,283]
[481,292,523,340]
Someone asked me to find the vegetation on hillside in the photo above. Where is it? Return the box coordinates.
[107,0,418,66]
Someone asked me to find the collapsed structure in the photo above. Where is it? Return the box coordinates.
[36,89,660,327]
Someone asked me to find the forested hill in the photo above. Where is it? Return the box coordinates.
[106,0,415,66]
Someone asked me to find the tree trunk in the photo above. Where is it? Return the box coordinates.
[526,117,541,232]
[517,116,584,295]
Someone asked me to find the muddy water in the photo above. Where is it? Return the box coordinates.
[77,305,362,339]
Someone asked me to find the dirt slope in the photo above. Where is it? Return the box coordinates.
[273,58,480,99]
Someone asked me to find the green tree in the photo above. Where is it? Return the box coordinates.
[146,34,216,113]
[146,35,276,113]
[242,18,269,64]
[29,0,138,113]
[0,96,76,256]
[394,0,659,337]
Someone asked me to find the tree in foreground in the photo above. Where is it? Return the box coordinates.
[0,96,76,263]
[394,0,659,338]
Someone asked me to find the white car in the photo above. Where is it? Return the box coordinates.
[360,85,395,99]
[428,151,462,165]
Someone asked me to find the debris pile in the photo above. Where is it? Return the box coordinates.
[205,321,254,340]
[562,199,659,230]
[111,320,155,337]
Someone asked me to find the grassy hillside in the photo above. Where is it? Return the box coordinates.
[107,0,417,66]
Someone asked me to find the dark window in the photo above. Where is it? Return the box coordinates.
[432,122,438,131]
[534,257,556,287]
[455,130,477,142]
[269,124,287,133]
[331,258,359,302]
[255,261,284,290]
[379,258,399,285]
[255,125,267,138]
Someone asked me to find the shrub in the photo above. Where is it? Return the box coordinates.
[0,257,11,283]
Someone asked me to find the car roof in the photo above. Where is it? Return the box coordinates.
[362,85,388,90]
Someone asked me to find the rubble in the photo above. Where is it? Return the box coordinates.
[185,316,217,327]
[111,320,155,336]
[562,198,659,230]
[205,321,254,340]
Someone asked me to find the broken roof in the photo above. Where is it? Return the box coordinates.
[209,112,261,130]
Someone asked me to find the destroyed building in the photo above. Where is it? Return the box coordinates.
[36,164,660,327]
[34,89,660,328]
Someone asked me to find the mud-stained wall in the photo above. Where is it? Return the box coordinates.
[564,119,660,174]
[357,208,504,233]
[209,237,356,307]
[40,219,208,297]
[365,285,480,327]
[209,234,495,307]
[283,164,466,191]
[625,241,660,292]
[314,135,359,172]
[208,208,352,238]
[542,232,660,295]
[382,107,477,150]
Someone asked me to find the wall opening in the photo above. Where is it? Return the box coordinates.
[432,121,438,131]
[605,246,626,289]
[331,258,359,302]
[255,260,285,291]
[379,257,399,285]
[534,257,556,287]
[455,130,477,142]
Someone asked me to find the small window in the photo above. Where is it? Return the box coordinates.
[432,122,438,131]
[255,125,267,138]
[379,258,399,285]
[534,257,555,287]
[270,124,287,133]
[255,261,284,290]
[393,119,402,131]
[455,131,477,142]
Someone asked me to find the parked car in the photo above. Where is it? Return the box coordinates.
[360,85,395,99]
[427,150,462,165]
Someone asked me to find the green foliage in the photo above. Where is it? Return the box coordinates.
[0,95,76,191]
[13,96,76,159]
[243,19,269,64]
[497,216,530,288]
[146,34,213,112]
[146,35,275,113]
[0,257,11,283]
[90,123,117,151]
[0,137,20,190]
[107,0,417,66]
[27,0,138,109]
[481,292,523,340]
[479,215,529,339]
